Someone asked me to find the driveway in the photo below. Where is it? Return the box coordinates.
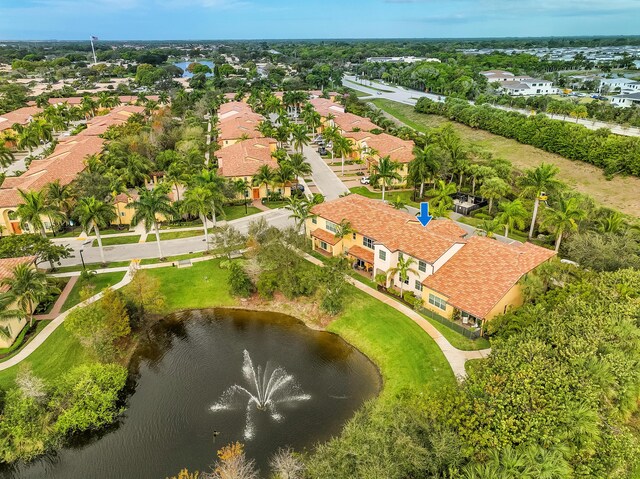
[302,145,350,200]
[54,209,294,266]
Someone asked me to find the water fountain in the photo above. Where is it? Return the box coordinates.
[211,350,311,440]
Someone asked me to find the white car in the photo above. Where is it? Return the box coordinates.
[360,176,370,185]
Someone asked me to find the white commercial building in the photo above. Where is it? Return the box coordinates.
[480,70,559,96]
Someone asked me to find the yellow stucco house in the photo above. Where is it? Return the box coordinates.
[0,256,37,348]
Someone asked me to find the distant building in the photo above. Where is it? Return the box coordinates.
[611,92,640,108]
[481,70,559,96]
[599,78,640,94]
[365,56,440,64]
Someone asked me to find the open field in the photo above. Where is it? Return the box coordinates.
[372,99,640,218]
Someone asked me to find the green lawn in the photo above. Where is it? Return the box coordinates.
[92,235,141,247]
[417,311,490,351]
[148,229,206,242]
[349,186,421,208]
[0,324,92,390]
[143,259,237,312]
[61,271,126,312]
[52,261,131,273]
[222,205,261,221]
[140,252,207,265]
[53,226,125,238]
[329,287,456,400]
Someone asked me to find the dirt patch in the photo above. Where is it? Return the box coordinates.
[372,99,640,218]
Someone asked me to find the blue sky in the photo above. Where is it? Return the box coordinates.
[1,0,639,40]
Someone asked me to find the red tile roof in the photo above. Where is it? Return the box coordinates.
[311,195,466,263]
[0,106,42,131]
[332,112,378,132]
[311,228,340,245]
[218,112,264,141]
[0,135,104,208]
[28,95,159,106]
[423,236,556,318]
[79,105,145,136]
[309,98,344,117]
[0,256,37,293]
[348,245,375,264]
[216,138,277,177]
[218,101,255,120]
[345,131,415,163]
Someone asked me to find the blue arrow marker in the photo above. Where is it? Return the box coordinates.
[416,202,433,227]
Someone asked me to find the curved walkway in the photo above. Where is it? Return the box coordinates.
[302,252,491,379]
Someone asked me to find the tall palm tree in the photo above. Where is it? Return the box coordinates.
[80,95,98,119]
[121,153,152,187]
[127,186,176,259]
[429,180,457,208]
[0,144,15,170]
[409,144,441,199]
[165,163,188,202]
[290,123,310,154]
[334,219,353,240]
[287,153,312,184]
[479,176,510,214]
[387,255,418,297]
[30,118,53,144]
[285,196,314,231]
[252,165,275,203]
[496,199,528,239]
[45,180,74,227]
[16,189,63,237]
[273,163,296,197]
[1,263,52,328]
[518,163,562,239]
[333,135,354,176]
[370,156,402,201]
[322,125,340,159]
[191,169,227,226]
[181,186,214,251]
[543,196,587,252]
[14,124,39,152]
[75,196,117,265]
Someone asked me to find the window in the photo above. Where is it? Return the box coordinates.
[352,233,356,240]
[418,260,427,273]
[326,221,337,233]
[362,236,374,249]
[402,276,409,285]
[311,217,317,224]
[121,212,125,217]
[415,280,423,291]
[319,241,328,250]
[428,293,447,311]
[379,250,386,261]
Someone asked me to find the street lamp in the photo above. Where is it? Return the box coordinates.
[244,189,249,214]
[79,248,86,271]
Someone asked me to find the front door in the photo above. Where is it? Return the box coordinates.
[11,222,21,234]
[252,188,260,200]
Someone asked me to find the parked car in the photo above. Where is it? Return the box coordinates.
[292,184,305,192]
[318,147,327,155]
[360,176,370,185]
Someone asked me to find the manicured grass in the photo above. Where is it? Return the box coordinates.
[161,220,202,230]
[329,286,456,400]
[263,200,287,209]
[148,229,206,242]
[52,261,131,273]
[0,324,92,390]
[140,252,207,265]
[142,259,237,312]
[222,205,261,221]
[372,98,640,218]
[92,235,141,247]
[53,227,125,238]
[0,321,51,361]
[349,186,420,208]
[61,271,126,312]
[417,312,490,351]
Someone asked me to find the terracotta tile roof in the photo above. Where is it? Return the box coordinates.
[423,236,556,318]
[218,101,255,120]
[0,106,42,131]
[79,105,145,136]
[114,189,139,204]
[218,112,264,142]
[311,195,465,263]
[348,245,375,264]
[216,138,277,177]
[346,131,415,163]
[311,228,340,245]
[309,98,344,117]
[0,256,36,293]
[332,112,378,132]
[0,135,104,208]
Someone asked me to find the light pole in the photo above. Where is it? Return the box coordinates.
[79,249,86,271]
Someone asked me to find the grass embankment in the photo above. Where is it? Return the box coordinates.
[92,235,141,247]
[61,271,126,312]
[371,98,640,218]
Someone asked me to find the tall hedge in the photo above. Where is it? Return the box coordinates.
[415,98,640,177]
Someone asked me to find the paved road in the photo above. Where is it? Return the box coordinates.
[344,75,640,137]
[302,144,350,200]
[54,209,294,266]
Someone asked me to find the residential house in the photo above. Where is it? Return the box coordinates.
[0,135,104,235]
[331,112,379,134]
[0,256,37,348]
[0,106,42,135]
[112,190,140,226]
[599,78,640,94]
[345,131,414,182]
[217,103,264,148]
[78,105,146,137]
[307,194,555,324]
[216,137,289,200]
[481,70,559,96]
[611,91,640,108]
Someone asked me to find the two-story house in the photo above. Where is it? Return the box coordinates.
[345,131,415,182]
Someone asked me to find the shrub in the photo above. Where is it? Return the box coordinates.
[227,262,254,298]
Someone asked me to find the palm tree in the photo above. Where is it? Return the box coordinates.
[477,219,498,238]
[409,144,441,199]
[322,125,340,159]
[252,165,275,203]
[290,123,310,154]
[0,144,15,170]
[334,219,353,240]
[191,169,227,226]
[158,92,170,105]
[16,189,63,237]
[479,176,510,214]
[597,211,625,234]
[496,199,528,239]
[518,163,562,239]
[127,186,175,259]
[389,197,406,210]
[287,153,312,184]
[30,118,53,144]
[333,135,354,176]
[14,124,39,152]
[0,263,52,328]
[370,156,401,201]
[234,178,251,212]
[285,196,314,231]
[273,163,296,197]
[181,187,214,252]
[387,255,418,297]
[165,163,188,202]
[121,153,152,187]
[75,196,117,265]
[428,180,457,208]
[80,95,98,119]
[543,196,587,252]
[46,180,74,227]
[0,292,25,339]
